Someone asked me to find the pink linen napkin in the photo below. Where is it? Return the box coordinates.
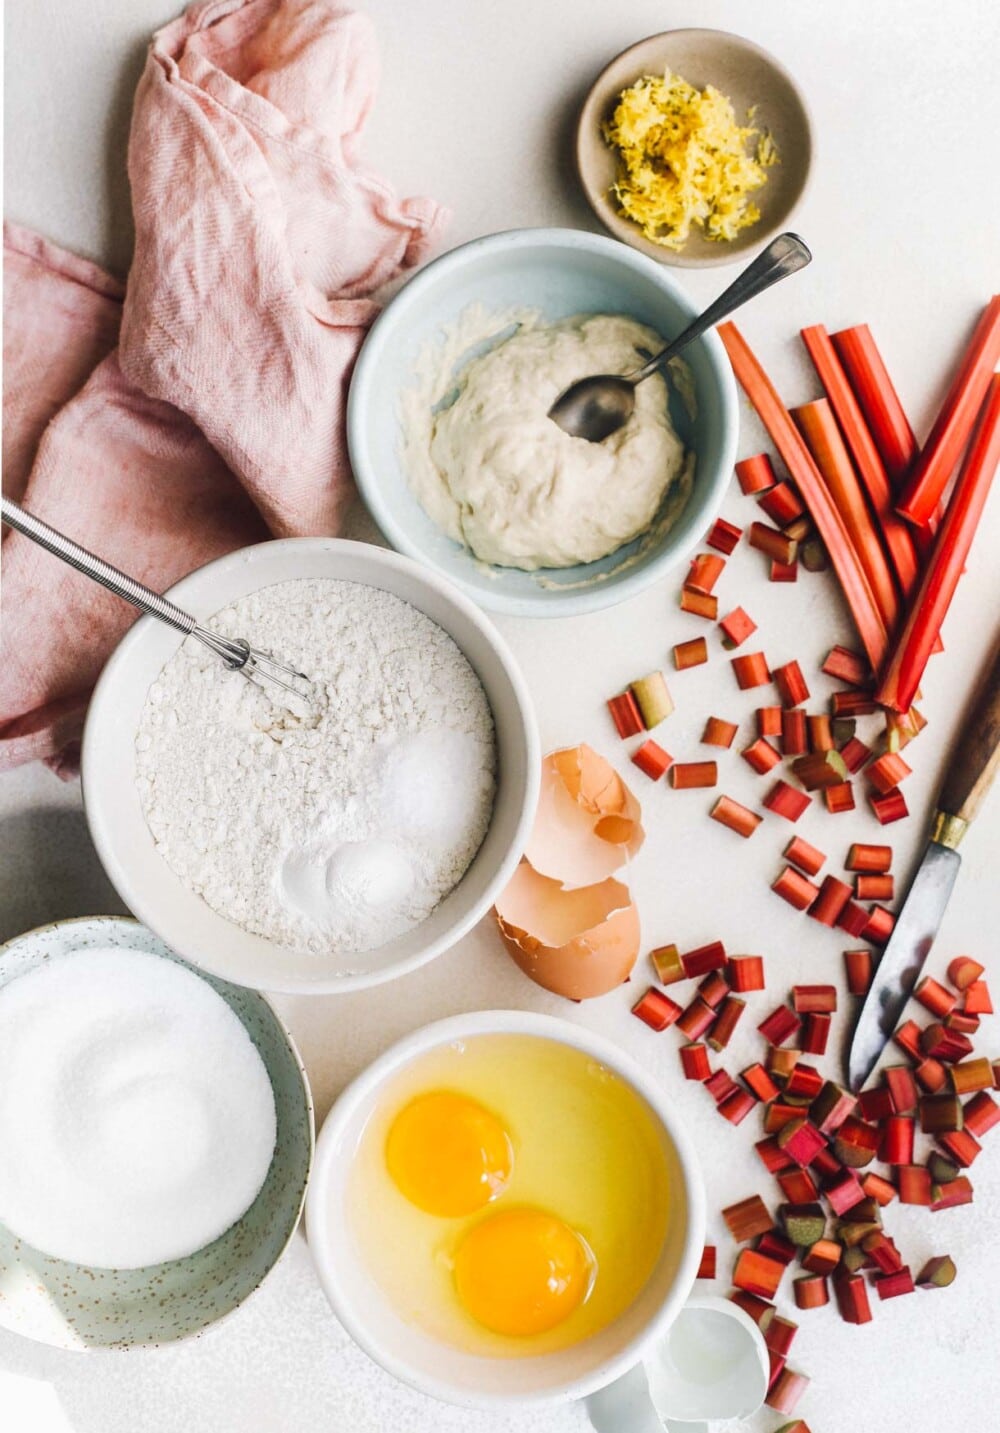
[1,0,446,776]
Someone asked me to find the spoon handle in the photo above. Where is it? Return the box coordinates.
[630,232,812,383]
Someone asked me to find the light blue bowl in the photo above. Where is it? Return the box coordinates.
[348,228,738,617]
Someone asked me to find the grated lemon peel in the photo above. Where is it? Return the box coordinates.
[603,70,779,251]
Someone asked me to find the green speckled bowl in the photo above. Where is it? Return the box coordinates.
[0,917,314,1350]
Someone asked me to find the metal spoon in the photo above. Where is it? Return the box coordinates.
[547,232,812,443]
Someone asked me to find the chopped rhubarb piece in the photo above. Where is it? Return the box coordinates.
[823,646,872,687]
[956,1060,999,1102]
[629,671,674,729]
[915,1057,949,1093]
[777,1119,826,1168]
[780,708,809,756]
[736,452,779,494]
[650,943,684,984]
[875,1267,916,1300]
[607,690,644,738]
[758,480,805,526]
[830,689,879,717]
[823,782,856,814]
[897,1165,933,1205]
[680,585,719,619]
[808,876,852,928]
[705,1068,740,1103]
[785,1064,824,1101]
[894,1019,924,1061]
[750,521,798,566]
[791,750,848,790]
[793,985,838,1015]
[707,517,743,554]
[825,1168,866,1215]
[868,751,912,795]
[945,1009,980,1035]
[729,955,765,992]
[681,940,727,979]
[885,705,929,752]
[832,716,857,747]
[698,970,732,1009]
[839,736,873,773]
[702,715,739,748]
[947,956,985,990]
[810,1081,858,1134]
[711,795,763,839]
[719,606,758,648]
[669,761,718,789]
[837,900,871,938]
[767,1047,801,1080]
[772,865,819,909]
[918,1095,964,1134]
[931,1176,974,1211]
[765,1102,805,1134]
[632,988,683,1032]
[858,1086,895,1122]
[686,552,726,595]
[921,1023,974,1063]
[885,1065,919,1114]
[732,651,771,690]
[723,1195,773,1242]
[708,996,746,1051]
[673,636,709,670]
[896,295,1000,528]
[773,660,810,708]
[835,1271,873,1324]
[861,1172,898,1206]
[800,1014,831,1056]
[917,1255,957,1289]
[734,1248,786,1300]
[697,1244,717,1279]
[679,1042,712,1081]
[843,948,873,996]
[880,373,1000,710]
[631,739,673,781]
[914,976,957,1019]
[806,714,834,753]
[793,1273,829,1310]
[862,1230,904,1274]
[718,1088,758,1124]
[964,980,993,1015]
[861,905,896,945]
[833,1117,882,1168]
[730,1290,777,1329]
[869,787,909,825]
[766,1368,809,1416]
[765,1313,799,1356]
[802,1238,841,1275]
[963,1091,1000,1137]
[757,705,783,737]
[778,1167,819,1203]
[846,842,892,873]
[882,1114,916,1164]
[766,786,812,827]
[784,836,825,877]
[744,1063,781,1102]
[770,557,799,582]
[759,1005,803,1046]
[742,737,783,774]
[676,997,717,1041]
[855,873,894,901]
[937,1128,982,1168]
[756,1137,795,1174]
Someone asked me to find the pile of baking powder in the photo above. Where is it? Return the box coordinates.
[135,579,496,958]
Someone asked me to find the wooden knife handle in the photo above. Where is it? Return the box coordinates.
[935,639,1000,843]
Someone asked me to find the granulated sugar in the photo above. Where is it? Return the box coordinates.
[0,948,276,1269]
[135,579,496,958]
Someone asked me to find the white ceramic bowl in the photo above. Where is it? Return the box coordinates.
[82,539,539,994]
[347,227,738,617]
[305,1010,705,1409]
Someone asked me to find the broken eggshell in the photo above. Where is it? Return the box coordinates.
[495,862,640,1000]
[525,745,644,889]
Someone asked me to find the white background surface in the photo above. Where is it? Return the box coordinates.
[3,1,1000,1430]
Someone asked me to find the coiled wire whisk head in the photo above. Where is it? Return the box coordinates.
[192,628,314,708]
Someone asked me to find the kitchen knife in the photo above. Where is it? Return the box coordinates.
[847,639,1000,1090]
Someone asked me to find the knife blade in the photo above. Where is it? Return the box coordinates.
[846,639,1000,1091]
[847,841,960,1089]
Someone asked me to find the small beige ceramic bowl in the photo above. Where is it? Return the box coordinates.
[577,29,813,268]
[0,916,314,1351]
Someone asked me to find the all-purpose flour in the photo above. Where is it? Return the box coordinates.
[135,579,496,959]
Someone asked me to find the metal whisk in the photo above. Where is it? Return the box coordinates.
[1,497,313,708]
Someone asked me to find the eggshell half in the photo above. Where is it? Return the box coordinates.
[494,862,640,999]
[525,744,644,889]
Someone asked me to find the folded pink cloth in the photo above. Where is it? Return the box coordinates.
[1,0,446,776]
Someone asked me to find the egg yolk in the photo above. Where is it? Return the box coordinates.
[385,1091,512,1217]
[453,1207,595,1337]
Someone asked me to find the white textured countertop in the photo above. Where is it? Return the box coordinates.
[3,1,1000,1430]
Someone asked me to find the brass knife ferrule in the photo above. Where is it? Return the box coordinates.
[931,810,969,851]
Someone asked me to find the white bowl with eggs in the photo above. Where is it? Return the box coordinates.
[347,227,739,616]
[305,1009,706,1410]
[82,538,539,994]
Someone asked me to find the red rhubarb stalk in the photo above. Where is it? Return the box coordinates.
[831,325,918,489]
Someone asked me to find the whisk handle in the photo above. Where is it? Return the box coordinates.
[1,496,196,635]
